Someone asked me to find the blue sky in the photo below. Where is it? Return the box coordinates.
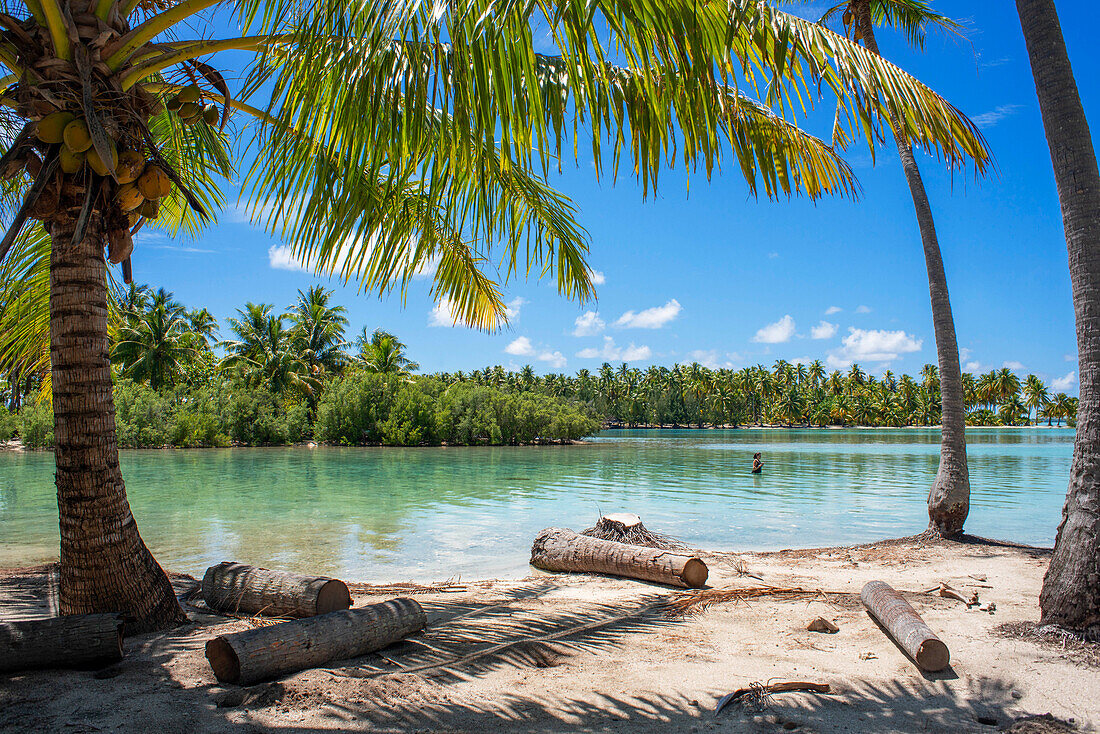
[131,1,1096,392]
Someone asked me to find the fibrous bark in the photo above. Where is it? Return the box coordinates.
[205,598,426,685]
[861,580,949,671]
[0,613,124,672]
[530,527,708,588]
[854,0,970,537]
[49,216,185,634]
[1017,0,1100,634]
[201,562,352,618]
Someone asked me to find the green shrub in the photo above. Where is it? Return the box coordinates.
[114,379,173,448]
[19,398,54,449]
[0,409,18,441]
[226,387,309,445]
[315,372,396,444]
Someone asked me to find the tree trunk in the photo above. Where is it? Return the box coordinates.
[855,2,970,537]
[205,598,426,685]
[861,581,950,671]
[48,217,185,634]
[530,527,708,587]
[0,613,124,673]
[201,562,352,617]
[1017,0,1100,634]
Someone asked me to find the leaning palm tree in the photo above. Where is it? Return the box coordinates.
[0,0,990,632]
[810,0,991,537]
[1017,0,1100,633]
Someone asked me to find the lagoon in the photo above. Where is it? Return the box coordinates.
[0,428,1072,582]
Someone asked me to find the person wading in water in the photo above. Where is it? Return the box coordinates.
[752,452,763,474]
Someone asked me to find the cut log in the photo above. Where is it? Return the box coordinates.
[530,527,708,588]
[205,598,426,685]
[0,614,123,673]
[861,580,950,672]
[201,562,351,618]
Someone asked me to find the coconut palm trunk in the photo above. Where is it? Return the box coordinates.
[1016,0,1100,632]
[854,1,970,537]
[48,214,185,633]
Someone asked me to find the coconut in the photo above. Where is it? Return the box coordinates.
[59,147,86,174]
[178,85,201,104]
[202,104,219,125]
[165,95,182,112]
[107,227,133,264]
[127,210,142,227]
[62,119,93,153]
[115,183,144,211]
[36,112,76,144]
[87,141,118,176]
[139,199,159,220]
[116,151,145,184]
[137,165,172,200]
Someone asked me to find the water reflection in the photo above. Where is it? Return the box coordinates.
[0,428,1074,581]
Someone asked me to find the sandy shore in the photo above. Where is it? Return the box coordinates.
[1,535,1095,733]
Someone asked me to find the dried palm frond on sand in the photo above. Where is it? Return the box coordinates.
[669,585,846,618]
[581,513,688,550]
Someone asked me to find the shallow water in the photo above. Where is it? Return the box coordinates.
[0,428,1073,582]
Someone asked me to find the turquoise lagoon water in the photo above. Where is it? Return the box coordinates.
[0,428,1072,582]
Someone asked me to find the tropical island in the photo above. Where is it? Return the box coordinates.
[2,0,1099,732]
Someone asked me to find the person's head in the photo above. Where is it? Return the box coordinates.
[753,452,761,459]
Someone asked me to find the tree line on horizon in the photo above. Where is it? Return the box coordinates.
[0,283,1077,439]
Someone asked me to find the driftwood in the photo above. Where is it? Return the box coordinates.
[716,681,832,713]
[530,527,708,588]
[201,562,351,618]
[205,598,426,685]
[861,580,950,672]
[0,614,123,673]
[581,513,686,550]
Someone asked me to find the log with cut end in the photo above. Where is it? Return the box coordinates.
[530,527,708,588]
[1,614,123,673]
[205,598,426,685]
[861,580,950,672]
[201,562,351,618]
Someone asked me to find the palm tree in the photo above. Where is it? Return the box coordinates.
[357,328,418,376]
[221,303,318,395]
[1023,375,1049,426]
[1017,0,1100,632]
[288,286,348,377]
[817,0,990,537]
[185,308,218,349]
[0,0,993,633]
[111,297,198,389]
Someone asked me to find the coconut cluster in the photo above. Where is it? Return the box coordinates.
[165,84,218,127]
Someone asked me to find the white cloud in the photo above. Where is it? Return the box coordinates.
[753,315,796,344]
[855,305,872,314]
[682,349,738,370]
[828,327,922,367]
[1052,372,1077,392]
[965,361,982,372]
[268,244,306,271]
[811,321,838,340]
[614,299,682,329]
[505,337,535,356]
[1003,360,1026,371]
[825,306,842,315]
[505,297,527,322]
[1065,354,1076,362]
[576,336,651,362]
[590,270,606,285]
[428,298,461,327]
[572,311,606,337]
[768,252,779,259]
[972,104,1023,129]
[538,351,567,369]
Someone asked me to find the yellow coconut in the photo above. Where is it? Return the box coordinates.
[62,119,93,153]
[202,104,219,125]
[36,112,76,144]
[178,85,201,104]
[59,147,86,174]
[137,165,172,200]
[87,141,118,176]
[115,183,144,211]
[139,199,160,220]
[116,151,145,184]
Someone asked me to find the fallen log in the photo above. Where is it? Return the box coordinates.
[0,614,123,673]
[861,580,950,672]
[530,527,708,588]
[205,598,426,685]
[201,562,351,618]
